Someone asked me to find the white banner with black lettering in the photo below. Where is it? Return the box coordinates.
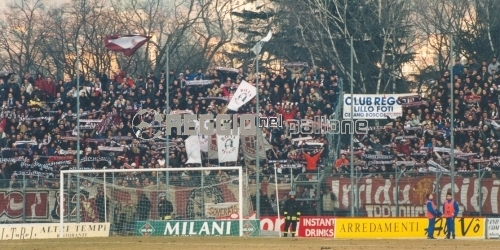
[217,135,240,163]
[204,202,239,219]
[0,223,110,240]
[343,94,412,119]
[185,135,202,164]
[227,80,256,111]
[487,218,500,239]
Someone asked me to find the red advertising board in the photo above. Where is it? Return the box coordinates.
[260,216,335,237]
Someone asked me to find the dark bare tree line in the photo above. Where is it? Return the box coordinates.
[0,0,499,93]
[0,0,237,80]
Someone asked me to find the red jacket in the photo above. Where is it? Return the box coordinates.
[279,106,298,122]
[303,152,322,171]
[45,80,56,97]
[222,87,233,100]
[114,70,126,84]
[35,78,47,92]
[396,143,410,156]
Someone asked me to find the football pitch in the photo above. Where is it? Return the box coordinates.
[1,237,499,250]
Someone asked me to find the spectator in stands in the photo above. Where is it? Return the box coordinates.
[334,154,349,169]
[303,148,324,173]
[96,189,109,222]
[5,52,500,222]
[120,199,136,235]
[320,188,336,216]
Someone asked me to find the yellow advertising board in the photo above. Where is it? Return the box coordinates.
[335,218,484,239]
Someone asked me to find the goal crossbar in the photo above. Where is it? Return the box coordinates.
[59,166,244,238]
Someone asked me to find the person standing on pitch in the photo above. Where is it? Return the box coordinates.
[282,191,301,237]
[426,193,441,239]
[443,192,459,239]
[158,193,174,220]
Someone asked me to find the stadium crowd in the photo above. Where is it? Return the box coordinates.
[333,57,500,179]
[1,56,500,219]
[0,65,338,201]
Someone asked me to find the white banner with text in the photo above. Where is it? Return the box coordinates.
[486,218,500,239]
[343,94,412,119]
[0,223,110,240]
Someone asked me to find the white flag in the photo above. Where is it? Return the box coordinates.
[199,135,209,152]
[185,135,202,164]
[217,135,240,163]
[261,31,273,42]
[227,80,256,111]
[251,31,272,56]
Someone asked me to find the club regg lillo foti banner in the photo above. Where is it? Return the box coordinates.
[335,218,485,239]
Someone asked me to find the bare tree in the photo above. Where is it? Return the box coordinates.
[0,0,237,80]
[278,0,416,94]
[459,0,500,61]
[412,0,470,72]
[110,0,207,74]
[191,0,236,68]
[0,0,49,75]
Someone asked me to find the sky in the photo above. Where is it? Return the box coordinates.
[0,0,78,19]
[0,0,71,18]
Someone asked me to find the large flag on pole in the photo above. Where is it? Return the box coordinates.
[217,135,240,163]
[227,80,256,111]
[104,34,151,56]
[95,111,120,135]
[240,127,272,162]
[185,135,202,164]
[251,31,272,56]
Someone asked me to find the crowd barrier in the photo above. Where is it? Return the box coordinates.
[133,217,490,238]
[2,217,496,239]
[0,223,110,240]
[260,216,486,239]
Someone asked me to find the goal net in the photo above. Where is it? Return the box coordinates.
[58,166,256,237]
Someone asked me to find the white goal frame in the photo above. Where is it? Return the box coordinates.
[59,166,244,238]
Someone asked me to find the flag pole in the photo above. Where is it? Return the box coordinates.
[251,32,271,219]
[255,54,260,219]
[350,37,355,217]
[450,34,455,198]
[274,163,281,237]
[165,43,170,200]
[76,44,81,223]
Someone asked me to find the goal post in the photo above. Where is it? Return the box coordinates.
[59,166,247,238]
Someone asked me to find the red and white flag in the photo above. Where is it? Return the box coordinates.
[104,34,151,56]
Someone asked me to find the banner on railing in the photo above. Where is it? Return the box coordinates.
[260,216,335,237]
[364,204,465,218]
[134,220,260,237]
[204,202,239,219]
[328,176,500,215]
[0,180,274,223]
[343,94,412,119]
